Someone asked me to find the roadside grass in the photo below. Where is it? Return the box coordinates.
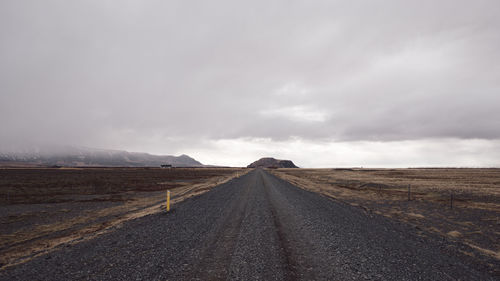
[269,168,500,263]
[0,167,249,270]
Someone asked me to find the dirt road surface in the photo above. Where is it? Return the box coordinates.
[1,169,497,280]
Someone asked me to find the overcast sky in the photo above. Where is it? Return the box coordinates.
[1,0,500,167]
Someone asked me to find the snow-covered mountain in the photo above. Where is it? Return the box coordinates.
[0,146,202,167]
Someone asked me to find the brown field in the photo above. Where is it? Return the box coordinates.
[270,168,500,261]
[0,167,248,269]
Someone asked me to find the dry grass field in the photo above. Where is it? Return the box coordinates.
[270,168,500,262]
[0,167,248,269]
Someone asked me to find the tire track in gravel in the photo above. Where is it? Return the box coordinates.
[261,171,306,281]
[1,169,498,280]
[186,174,251,280]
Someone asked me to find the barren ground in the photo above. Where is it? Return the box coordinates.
[269,168,500,265]
[0,167,248,269]
[1,169,497,280]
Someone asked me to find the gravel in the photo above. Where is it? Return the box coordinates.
[1,169,497,280]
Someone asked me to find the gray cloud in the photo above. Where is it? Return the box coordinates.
[1,1,499,164]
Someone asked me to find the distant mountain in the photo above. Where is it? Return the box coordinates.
[0,146,202,167]
[247,157,298,168]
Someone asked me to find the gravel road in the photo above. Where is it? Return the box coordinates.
[1,169,496,280]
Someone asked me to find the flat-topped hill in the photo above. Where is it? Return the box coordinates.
[247,157,298,168]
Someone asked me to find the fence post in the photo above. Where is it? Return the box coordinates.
[407,184,411,201]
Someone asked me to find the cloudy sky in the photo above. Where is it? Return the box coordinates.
[1,0,500,167]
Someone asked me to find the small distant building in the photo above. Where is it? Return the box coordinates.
[161,164,172,168]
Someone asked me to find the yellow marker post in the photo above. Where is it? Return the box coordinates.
[166,190,171,212]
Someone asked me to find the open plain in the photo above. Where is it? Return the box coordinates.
[0,168,499,280]
[0,167,246,269]
[270,168,500,264]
